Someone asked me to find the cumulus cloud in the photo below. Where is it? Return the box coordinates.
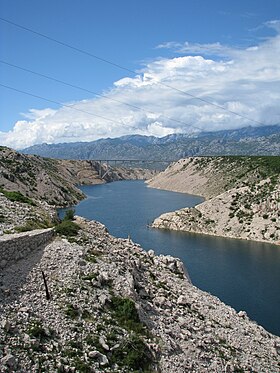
[1,20,280,149]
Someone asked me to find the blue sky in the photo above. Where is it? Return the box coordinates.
[1,0,280,148]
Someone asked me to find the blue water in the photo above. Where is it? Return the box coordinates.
[60,180,280,336]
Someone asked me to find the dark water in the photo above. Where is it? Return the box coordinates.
[60,180,280,336]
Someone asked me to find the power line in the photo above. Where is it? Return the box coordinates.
[0,82,138,129]
[0,59,202,132]
[0,16,266,127]
[0,17,135,75]
[0,60,140,108]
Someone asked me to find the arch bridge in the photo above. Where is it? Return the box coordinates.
[92,159,177,178]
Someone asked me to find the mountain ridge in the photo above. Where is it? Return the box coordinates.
[22,125,280,161]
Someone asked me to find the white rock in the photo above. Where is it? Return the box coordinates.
[88,350,108,366]
[1,319,10,332]
[177,295,189,306]
[154,296,166,308]
[238,310,247,318]
[99,335,110,351]
[88,351,99,358]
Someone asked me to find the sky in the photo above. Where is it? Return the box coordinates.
[0,0,280,149]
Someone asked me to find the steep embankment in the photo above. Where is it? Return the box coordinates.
[0,146,155,234]
[148,157,280,244]
[1,218,279,372]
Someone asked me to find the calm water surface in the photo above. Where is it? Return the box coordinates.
[62,180,280,336]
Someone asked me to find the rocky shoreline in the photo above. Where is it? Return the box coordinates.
[148,157,280,245]
[1,217,280,372]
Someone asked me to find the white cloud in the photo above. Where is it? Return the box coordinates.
[1,20,280,149]
[264,20,280,32]
[156,41,233,57]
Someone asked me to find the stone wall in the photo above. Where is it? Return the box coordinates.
[0,228,54,270]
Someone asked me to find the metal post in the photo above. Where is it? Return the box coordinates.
[42,271,51,300]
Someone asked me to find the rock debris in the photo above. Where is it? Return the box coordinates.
[1,217,279,372]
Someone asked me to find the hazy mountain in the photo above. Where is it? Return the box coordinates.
[22,125,280,161]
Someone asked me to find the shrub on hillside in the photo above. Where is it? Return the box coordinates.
[63,209,75,221]
[0,188,35,205]
[55,220,80,236]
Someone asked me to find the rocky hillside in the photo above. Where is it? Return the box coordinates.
[0,192,57,235]
[0,146,155,234]
[1,217,279,372]
[149,156,280,244]
[0,147,155,208]
[22,125,280,161]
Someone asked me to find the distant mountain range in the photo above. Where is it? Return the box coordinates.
[22,125,280,161]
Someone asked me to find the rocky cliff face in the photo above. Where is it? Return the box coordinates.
[0,192,57,235]
[1,217,279,372]
[149,157,280,244]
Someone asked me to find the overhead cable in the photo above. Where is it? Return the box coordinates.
[0,16,266,127]
[0,59,202,132]
[0,82,138,129]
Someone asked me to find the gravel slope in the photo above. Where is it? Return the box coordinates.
[1,218,280,372]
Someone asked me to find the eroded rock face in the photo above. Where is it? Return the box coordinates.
[0,217,279,372]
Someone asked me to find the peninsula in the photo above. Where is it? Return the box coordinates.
[148,156,280,245]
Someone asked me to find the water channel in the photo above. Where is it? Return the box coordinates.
[60,180,280,336]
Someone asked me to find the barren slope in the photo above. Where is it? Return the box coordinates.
[1,218,279,372]
[149,157,280,244]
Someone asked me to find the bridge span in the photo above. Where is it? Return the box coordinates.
[91,159,177,178]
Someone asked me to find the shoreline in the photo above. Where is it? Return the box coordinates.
[151,219,280,247]
[145,181,206,200]
[76,179,280,247]
[149,190,280,246]
[146,157,280,247]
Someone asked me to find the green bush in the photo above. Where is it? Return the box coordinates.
[0,188,35,205]
[110,296,144,333]
[55,220,80,236]
[64,304,79,318]
[110,334,152,371]
[28,321,48,341]
[63,208,75,221]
